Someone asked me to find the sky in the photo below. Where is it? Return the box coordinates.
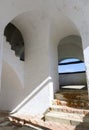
[58,58,86,73]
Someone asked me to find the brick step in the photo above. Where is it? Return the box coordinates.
[45,111,89,126]
[45,89,89,126]
[49,105,89,115]
[52,99,89,109]
[55,90,88,101]
[45,105,89,126]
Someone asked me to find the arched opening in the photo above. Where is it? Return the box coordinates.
[4,22,24,61]
[58,35,87,90]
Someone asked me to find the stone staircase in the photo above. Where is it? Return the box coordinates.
[54,89,89,109]
[45,89,89,127]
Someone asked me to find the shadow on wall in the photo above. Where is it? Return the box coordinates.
[0,60,53,114]
[0,60,24,110]
[75,113,89,130]
[11,76,53,114]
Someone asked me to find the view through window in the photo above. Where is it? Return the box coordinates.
[58,58,86,74]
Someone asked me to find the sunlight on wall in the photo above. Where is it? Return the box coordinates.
[11,76,53,114]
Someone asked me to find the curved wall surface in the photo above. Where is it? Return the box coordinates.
[0,60,24,110]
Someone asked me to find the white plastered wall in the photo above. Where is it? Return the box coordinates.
[3,37,24,86]
[0,36,24,111]
[0,60,24,110]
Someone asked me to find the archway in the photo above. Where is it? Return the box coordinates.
[4,22,24,61]
[58,35,87,90]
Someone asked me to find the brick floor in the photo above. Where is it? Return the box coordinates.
[4,114,86,130]
[0,111,89,130]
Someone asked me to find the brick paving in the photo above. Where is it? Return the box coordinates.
[0,111,89,130]
[0,112,89,130]
[0,115,89,130]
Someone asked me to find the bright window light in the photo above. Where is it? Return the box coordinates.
[58,58,86,74]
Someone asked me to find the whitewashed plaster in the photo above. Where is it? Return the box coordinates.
[3,37,24,85]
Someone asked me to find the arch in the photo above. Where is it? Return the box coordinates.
[58,35,84,62]
[4,23,24,61]
[57,35,87,89]
[49,11,82,92]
